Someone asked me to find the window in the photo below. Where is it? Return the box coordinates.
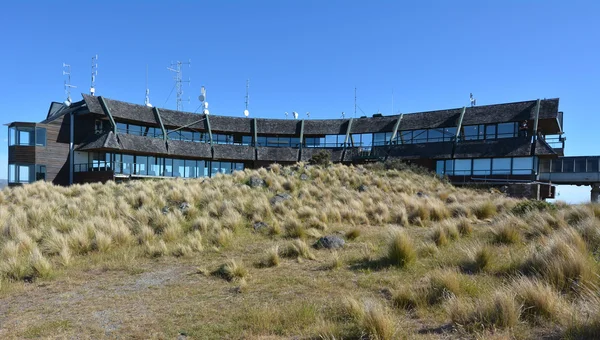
[164,158,173,176]
[443,127,457,141]
[575,159,586,173]
[121,154,134,175]
[400,131,412,144]
[242,136,252,146]
[485,125,496,139]
[561,158,574,173]
[539,159,550,172]
[184,160,196,178]
[116,123,128,134]
[413,130,427,143]
[35,165,46,181]
[234,163,244,172]
[8,164,34,183]
[497,122,516,138]
[173,159,184,177]
[9,127,16,146]
[462,125,481,140]
[551,159,563,173]
[18,127,34,146]
[454,159,472,175]
[436,160,445,176]
[8,164,15,183]
[135,156,148,175]
[492,158,511,175]
[587,159,599,173]
[445,160,454,175]
[512,157,534,175]
[35,128,46,146]
[473,158,491,175]
[428,129,443,142]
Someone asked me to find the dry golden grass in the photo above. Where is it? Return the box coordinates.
[0,162,598,339]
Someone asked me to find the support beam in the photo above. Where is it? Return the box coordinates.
[153,107,167,141]
[69,112,74,185]
[389,114,404,144]
[454,106,467,143]
[592,183,600,203]
[343,118,353,147]
[533,98,541,140]
[205,114,213,146]
[253,118,258,148]
[98,96,117,134]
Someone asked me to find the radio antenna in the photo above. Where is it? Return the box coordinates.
[167,59,191,111]
[354,87,357,118]
[90,55,98,96]
[145,64,152,107]
[62,63,76,106]
[244,79,250,117]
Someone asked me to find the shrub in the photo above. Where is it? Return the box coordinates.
[213,259,249,282]
[309,150,331,167]
[473,201,497,220]
[387,231,416,267]
[511,200,556,216]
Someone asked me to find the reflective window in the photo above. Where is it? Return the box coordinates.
[485,125,496,139]
[136,156,148,175]
[427,129,443,142]
[497,122,516,138]
[561,158,574,173]
[36,165,46,181]
[400,131,412,144]
[443,127,457,141]
[539,159,550,172]
[575,159,586,172]
[122,154,134,175]
[242,136,252,146]
[492,158,511,175]
[587,159,599,173]
[445,160,454,175]
[436,160,444,175]
[164,158,173,176]
[413,130,427,143]
[551,159,562,173]
[473,158,491,175]
[173,159,184,177]
[463,125,481,140]
[35,128,46,146]
[8,164,15,182]
[454,159,472,175]
[184,160,195,178]
[512,157,533,175]
[9,127,16,146]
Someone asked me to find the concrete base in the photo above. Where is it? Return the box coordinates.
[591,184,600,203]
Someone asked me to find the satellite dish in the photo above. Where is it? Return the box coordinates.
[198,94,205,102]
[244,109,249,117]
[64,99,71,107]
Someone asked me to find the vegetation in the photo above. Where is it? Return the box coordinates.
[0,162,598,338]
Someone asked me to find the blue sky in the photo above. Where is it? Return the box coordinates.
[1,1,598,201]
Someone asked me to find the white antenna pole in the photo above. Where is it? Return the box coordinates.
[244,79,250,117]
[90,55,98,96]
[145,64,152,107]
[63,63,76,105]
[167,59,191,111]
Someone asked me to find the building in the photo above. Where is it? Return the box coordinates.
[7,94,569,199]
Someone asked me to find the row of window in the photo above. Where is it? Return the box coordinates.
[373,122,521,146]
[78,153,244,178]
[436,157,536,176]
[539,158,600,173]
[8,164,46,184]
[8,126,46,147]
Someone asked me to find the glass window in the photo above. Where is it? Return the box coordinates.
[561,159,574,173]
[575,159,586,173]
[220,162,232,175]
[211,161,220,177]
[551,159,563,173]
[436,160,445,176]
[147,156,157,176]
[180,130,193,142]
[539,159,550,173]
[18,165,31,183]
[445,160,454,175]
[117,123,128,134]
[35,165,46,181]
[184,160,195,178]
[235,163,244,171]
[485,125,496,139]
[113,154,122,173]
[164,158,173,176]
[443,127,457,141]
[9,127,16,146]
[173,159,184,177]
[8,164,16,183]
[136,156,148,175]
[257,136,267,147]
[473,158,491,175]
[242,135,252,146]
[587,158,599,173]
[122,154,134,175]
[492,158,511,175]
[18,127,34,146]
[400,131,412,144]
[497,122,516,138]
[462,125,479,140]
[428,129,443,142]
[35,128,46,146]
[194,160,204,178]
[291,137,300,147]
[129,125,142,136]
[454,159,472,175]
[413,130,427,143]
[372,133,386,146]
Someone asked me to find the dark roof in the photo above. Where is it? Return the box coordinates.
[76,95,561,136]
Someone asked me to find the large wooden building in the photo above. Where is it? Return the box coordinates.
[7,95,565,199]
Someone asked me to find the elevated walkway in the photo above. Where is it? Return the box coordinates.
[539,156,600,202]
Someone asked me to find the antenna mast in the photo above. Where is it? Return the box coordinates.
[167,59,191,111]
[244,79,249,117]
[63,63,76,105]
[354,87,357,118]
[145,64,152,107]
[90,54,98,96]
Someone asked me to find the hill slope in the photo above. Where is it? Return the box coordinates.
[0,163,599,339]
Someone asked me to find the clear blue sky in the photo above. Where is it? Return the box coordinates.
[1,1,598,202]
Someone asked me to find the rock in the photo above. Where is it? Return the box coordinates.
[179,202,190,212]
[416,191,426,198]
[379,288,393,301]
[253,221,269,232]
[314,235,345,249]
[300,173,309,181]
[358,184,368,192]
[248,176,266,188]
[161,206,170,215]
[270,193,292,205]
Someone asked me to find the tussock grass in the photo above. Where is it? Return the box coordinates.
[342,297,396,340]
[448,292,520,331]
[472,200,497,220]
[213,259,249,282]
[283,239,315,260]
[512,277,566,323]
[386,230,416,267]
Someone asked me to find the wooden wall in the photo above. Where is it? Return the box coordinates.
[36,114,71,186]
[8,146,35,164]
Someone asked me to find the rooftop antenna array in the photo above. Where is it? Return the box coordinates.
[306,111,310,119]
[198,86,209,115]
[244,79,250,117]
[167,59,191,111]
[145,64,152,107]
[90,54,98,96]
[62,63,76,106]
[293,111,299,120]
[470,93,477,107]
[284,111,289,119]
[341,111,345,118]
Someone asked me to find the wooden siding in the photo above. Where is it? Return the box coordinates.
[74,171,114,184]
[36,114,71,186]
[8,146,35,164]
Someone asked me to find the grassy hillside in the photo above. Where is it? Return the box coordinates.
[0,162,599,339]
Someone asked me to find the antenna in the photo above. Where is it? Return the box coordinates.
[284,112,288,119]
[293,111,298,120]
[90,55,98,96]
[306,111,310,119]
[198,86,209,115]
[62,63,76,106]
[244,79,250,117]
[470,93,476,107]
[341,111,345,118]
[145,64,152,107]
[167,59,191,111]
